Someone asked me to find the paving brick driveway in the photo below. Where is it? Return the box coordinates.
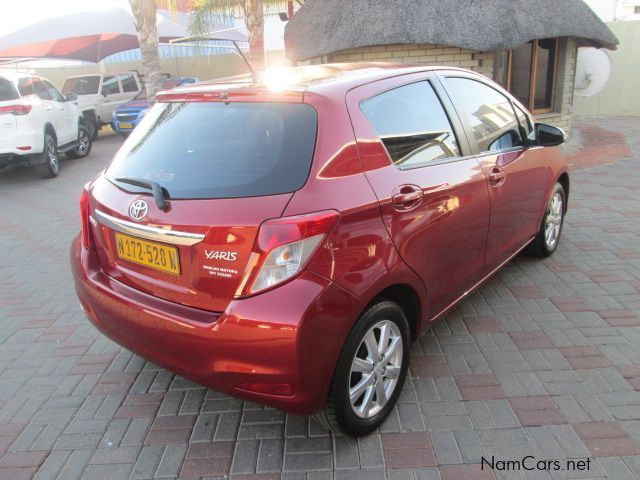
[1,117,639,480]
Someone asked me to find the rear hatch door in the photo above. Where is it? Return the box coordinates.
[90,96,318,313]
[0,78,19,143]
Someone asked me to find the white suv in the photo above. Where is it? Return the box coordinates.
[0,73,92,178]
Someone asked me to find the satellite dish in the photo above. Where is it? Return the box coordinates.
[574,47,612,97]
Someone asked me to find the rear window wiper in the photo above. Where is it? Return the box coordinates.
[114,177,169,211]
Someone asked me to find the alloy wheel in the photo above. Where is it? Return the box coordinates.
[349,320,403,419]
[544,192,563,249]
[47,140,59,174]
[77,130,90,155]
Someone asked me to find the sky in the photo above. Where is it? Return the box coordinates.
[1,0,134,34]
[2,0,618,33]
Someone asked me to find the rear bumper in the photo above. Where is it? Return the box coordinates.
[0,131,44,157]
[70,236,360,415]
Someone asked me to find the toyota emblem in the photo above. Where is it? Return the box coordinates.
[129,200,149,221]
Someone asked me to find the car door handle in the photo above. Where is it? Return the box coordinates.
[45,107,53,112]
[489,167,506,186]
[392,185,424,211]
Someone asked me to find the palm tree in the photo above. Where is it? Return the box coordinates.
[129,0,176,101]
[190,0,300,71]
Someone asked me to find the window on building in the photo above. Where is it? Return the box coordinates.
[446,77,523,153]
[361,81,461,168]
[635,5,640,14]
[495,38,560,114]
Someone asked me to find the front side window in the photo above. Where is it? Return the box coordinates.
[119,74,138,93]
[102,76,120,96]
[361,81,460,169]
[62,75,100,95]
[447,77,523,154]
[515,105,534,140]
[107,102,318,199]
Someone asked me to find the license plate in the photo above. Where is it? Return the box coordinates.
[115,233,181,275]
[119,123,133,129]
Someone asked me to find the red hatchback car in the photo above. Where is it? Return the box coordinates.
[71,64,569,436]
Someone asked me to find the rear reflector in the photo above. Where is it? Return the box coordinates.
[237,383,295,397]
[79,188,92,249]
[17,146,32,151]
[0,103,32,115]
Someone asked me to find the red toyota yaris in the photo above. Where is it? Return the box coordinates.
[71,64,569,436]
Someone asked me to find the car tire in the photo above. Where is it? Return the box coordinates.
[32,133,59,179]
[525,182,566,258]
[313,300,410,437]
[66,125,92,159]
[85,118,98,141]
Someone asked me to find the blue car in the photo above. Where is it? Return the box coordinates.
[112,77,199,136]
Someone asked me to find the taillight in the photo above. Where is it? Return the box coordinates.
[79,188,92,249]
[0,103,32,115]
[238,211,339,296]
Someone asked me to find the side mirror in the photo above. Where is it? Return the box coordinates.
[65,92,78,102]
[535,123,566,147]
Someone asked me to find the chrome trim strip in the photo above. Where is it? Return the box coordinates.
[94,209,205,246]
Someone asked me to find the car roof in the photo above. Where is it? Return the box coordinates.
[163,63,473,100]
[0,71,39,82]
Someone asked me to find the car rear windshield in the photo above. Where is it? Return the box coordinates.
[0,78,18,101]
[107,101,318,199]
[62,76,100,95]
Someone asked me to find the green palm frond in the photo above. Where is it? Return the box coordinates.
[189,0,299,36]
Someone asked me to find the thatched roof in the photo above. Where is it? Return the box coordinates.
[284,0,619,61]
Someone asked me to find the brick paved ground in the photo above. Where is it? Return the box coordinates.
[0,117,639,480]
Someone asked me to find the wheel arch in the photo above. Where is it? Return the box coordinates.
[363,283,423,342]
[82,109,97,121]
[44,123,56,143]
[557,172,570,211]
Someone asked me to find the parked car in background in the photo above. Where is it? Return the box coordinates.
[71,64,569,436]
[0,72,92,178]
[112,77,199,136]
[62,72,142,140]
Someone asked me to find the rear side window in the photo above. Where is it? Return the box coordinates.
[361,81,460,169]
[119,74,138,93]
[32,79,51,100]
[446,77,523,153]
[0,78,18,101]
[107,102,318,199]
[18,77,36,96]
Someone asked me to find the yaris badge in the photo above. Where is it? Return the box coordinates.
[129,200,149,221]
